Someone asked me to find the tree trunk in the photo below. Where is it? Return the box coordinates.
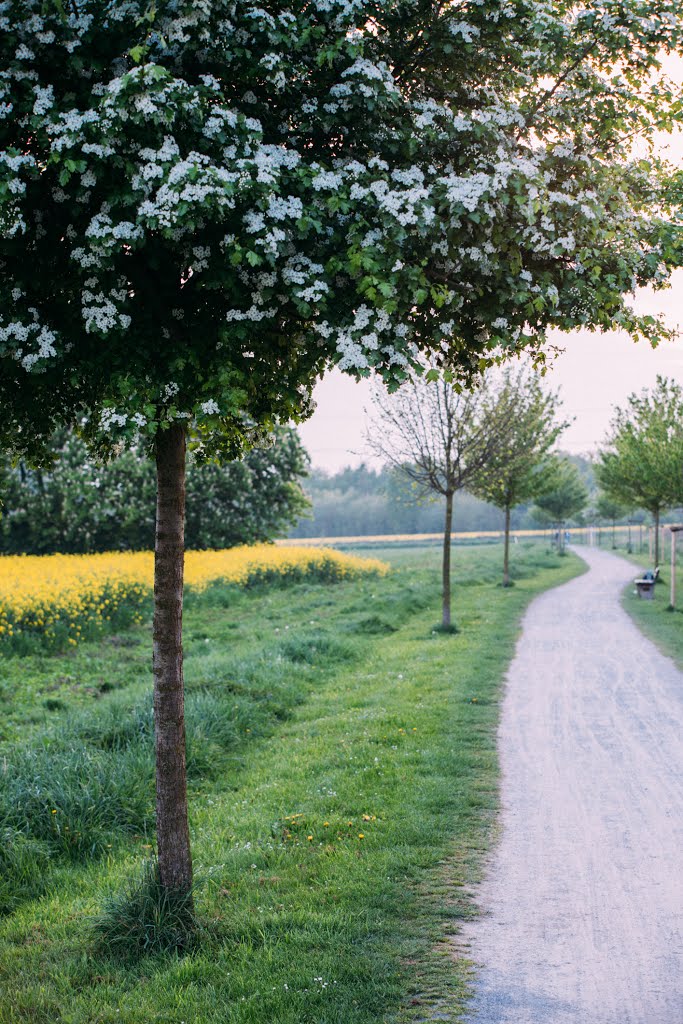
[442,492,454,629]
[503,504,511,587]
[153,422,193,894]
[611,518,616,549]
[654,509,660,567]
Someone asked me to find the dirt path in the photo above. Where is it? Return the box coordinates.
[461,546,683,1024]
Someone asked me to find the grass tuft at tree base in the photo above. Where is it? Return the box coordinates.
[431,622,459,634]
[93,861,200,960]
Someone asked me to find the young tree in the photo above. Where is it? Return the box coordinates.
[2,2,681,897]
[469,367,567,586]
[534,458,588,552]
[366,376,496,629]
[594,492,628,550]
[596,377,683,566]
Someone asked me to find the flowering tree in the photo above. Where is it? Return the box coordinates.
[469,367,566,585]
[1,1,681,895]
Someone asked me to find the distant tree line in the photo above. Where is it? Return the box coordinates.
[292,448,598,540]
[290,464,509,538]
[290,452,596,540]
[0,428,309,555]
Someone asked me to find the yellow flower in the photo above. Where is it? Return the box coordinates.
[0,546,387,646]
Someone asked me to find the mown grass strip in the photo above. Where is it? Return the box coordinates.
[0,543,580,1024]
[573,535,683,670]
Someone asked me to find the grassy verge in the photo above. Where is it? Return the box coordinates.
[578,532,683,670]
[0,542,581,1024]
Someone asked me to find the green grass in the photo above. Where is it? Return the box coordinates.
[0,542,581,1024]
[578,530,683,669]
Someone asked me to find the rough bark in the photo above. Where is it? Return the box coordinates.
[153,422,193,894]
[442,492,453,628]
[503,504,511,586]
[654,508,660,567]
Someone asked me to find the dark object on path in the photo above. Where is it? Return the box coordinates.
[634,566,659,599]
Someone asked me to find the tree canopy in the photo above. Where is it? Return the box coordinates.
[597,376,683,517]
[365,376,494,503]
[470,367,566,513]
[596,376,683,563]
[469,365,566,582]
[534,457,588,549]
[2,0,682,465]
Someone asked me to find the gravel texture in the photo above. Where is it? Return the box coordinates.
[460,545,683,1024]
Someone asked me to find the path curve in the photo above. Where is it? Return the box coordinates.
[461,545,683,1024]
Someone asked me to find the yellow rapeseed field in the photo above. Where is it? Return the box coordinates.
[0,546,387,650]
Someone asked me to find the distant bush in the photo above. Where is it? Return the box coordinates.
[0,427,309,554]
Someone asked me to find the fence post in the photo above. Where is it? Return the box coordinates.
[669,527,683,608]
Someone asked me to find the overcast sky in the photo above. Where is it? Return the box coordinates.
[298,56,683,474]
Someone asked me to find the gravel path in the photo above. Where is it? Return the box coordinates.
[461,545,683,1024]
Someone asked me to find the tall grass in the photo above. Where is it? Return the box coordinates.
[0,543,581,1023]
[0,628,365,915]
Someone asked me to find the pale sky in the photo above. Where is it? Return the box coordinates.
[298,308,683,472]
[298,56,683,473]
